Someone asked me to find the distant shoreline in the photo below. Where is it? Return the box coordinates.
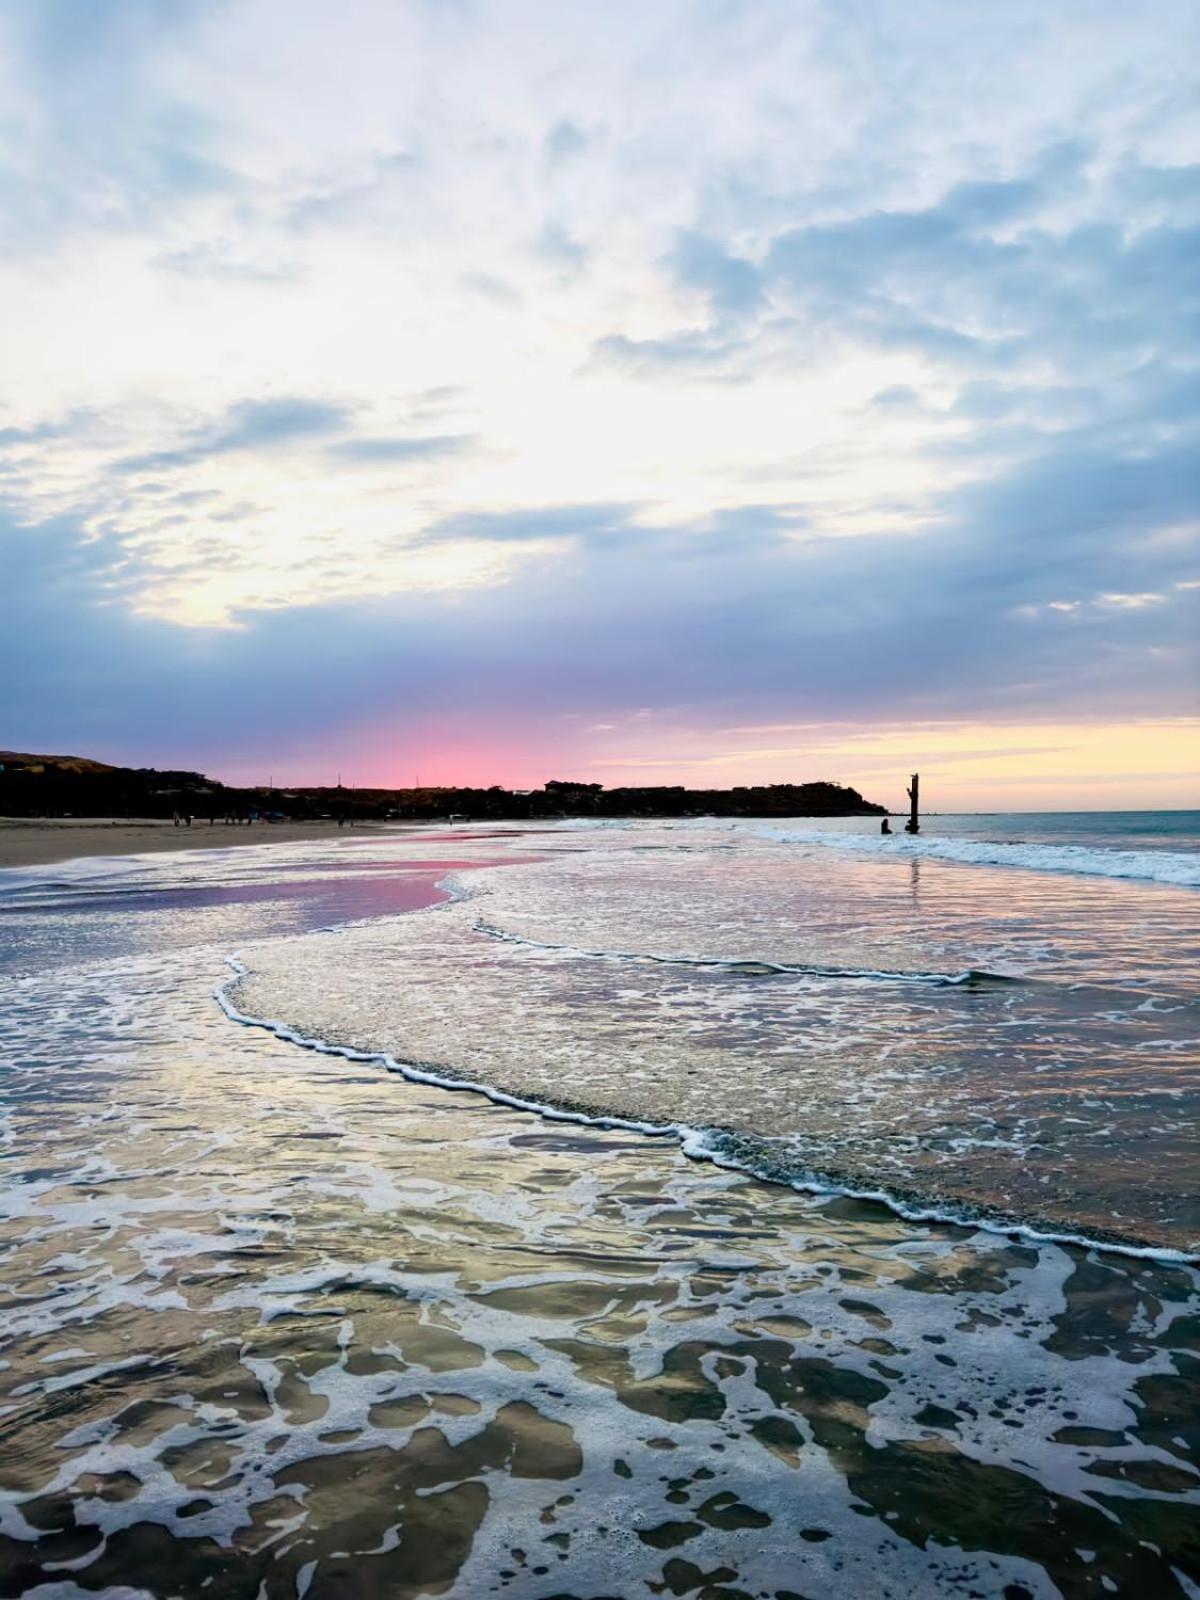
[0,752,886,827]
[0,817,395,872]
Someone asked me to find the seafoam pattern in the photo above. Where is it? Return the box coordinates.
[1,940,1197,1597]
[230,837,1200,1254]
[2,827,1200,1598]
[737,820,1200,888]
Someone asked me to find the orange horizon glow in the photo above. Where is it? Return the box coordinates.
[200,715,1199,814]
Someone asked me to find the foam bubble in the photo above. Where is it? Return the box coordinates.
[744,822,1200,887]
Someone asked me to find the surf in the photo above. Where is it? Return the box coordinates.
[738,823,1200,887]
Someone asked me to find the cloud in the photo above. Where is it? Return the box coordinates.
[537,221,588,269]
[0,1,238,252]
[0,0,1196,789]
[590,329,751,379]
[212,398,349,450]
[113,398,351,474]
[326,434,479,466]
[417,503,641,546]
[544,119,588,164]
[0,420,66,448]
[669,231,763,318]
[607,143,1200,399]
[461,272,523,305]
[5,411,1195,770]
[869,385,923,412]
[155,242,299,283]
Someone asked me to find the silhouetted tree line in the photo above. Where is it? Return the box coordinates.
[0,752,884,822]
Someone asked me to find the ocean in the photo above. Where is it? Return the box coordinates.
[1,812,1198,1597]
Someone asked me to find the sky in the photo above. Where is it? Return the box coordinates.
[1,0,1197,809]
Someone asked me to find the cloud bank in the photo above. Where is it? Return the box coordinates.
[0,0,1196,801]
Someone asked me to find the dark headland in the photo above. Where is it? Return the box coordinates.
[0,751,886,826]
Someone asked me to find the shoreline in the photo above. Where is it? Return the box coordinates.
[0,817,398,872]
[221,944,1198,1268]
[3,812,1196,1597]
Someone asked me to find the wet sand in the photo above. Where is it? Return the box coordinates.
[2,826,1198,1595]
[3,930,1197,1598]
[0,817,393,871]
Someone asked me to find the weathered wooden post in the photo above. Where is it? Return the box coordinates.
[905,773,920,834]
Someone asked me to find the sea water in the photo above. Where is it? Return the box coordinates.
[1,815,1198,1597]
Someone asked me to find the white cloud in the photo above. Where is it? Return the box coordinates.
[0,0,1196,785]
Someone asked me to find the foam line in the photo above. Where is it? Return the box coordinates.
[214,958,1199,1269]
[472,918,1011,986]
[738,824,1200,888]
[215,957,678,1138]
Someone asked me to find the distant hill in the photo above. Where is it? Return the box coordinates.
[0,750,119,775]
[0,751,885,821]
[0,751,218,818]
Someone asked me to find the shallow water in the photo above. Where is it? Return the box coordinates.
[1,824,1198,1597]
[234,824,1200,1254]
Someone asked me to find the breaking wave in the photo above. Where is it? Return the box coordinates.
[473,917,1017,987]
[740,825,1200,887]
[216,958,1198,1266]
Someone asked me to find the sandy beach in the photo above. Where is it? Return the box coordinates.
[0,816,385,871]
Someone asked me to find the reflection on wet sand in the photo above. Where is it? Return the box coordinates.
[1,939,1198,1598]
[233,845,1200,1253]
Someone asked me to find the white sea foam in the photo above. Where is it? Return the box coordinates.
[739,823,1200,886]
[217,958,1200,1266]
[0,829,464,910]
[6,833,1200,1598]
[473,915,987,985]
